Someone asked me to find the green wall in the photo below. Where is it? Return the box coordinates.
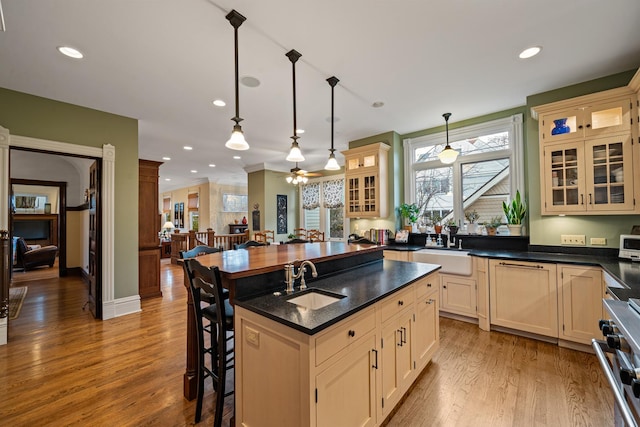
[0,87,139,298]
[247,169,299,241]
[526,70,639,247]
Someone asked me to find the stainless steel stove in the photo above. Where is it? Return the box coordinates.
[594,298,640,426]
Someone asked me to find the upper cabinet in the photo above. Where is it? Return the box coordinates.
[533,87,638,215]
[342,142,390,218]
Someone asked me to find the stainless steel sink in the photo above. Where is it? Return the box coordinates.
[286,289,346,310]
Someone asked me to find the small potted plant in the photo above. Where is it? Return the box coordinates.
[430,213,443,234]
[502,190,526,236]
[445,218,458,235]
[398,203,420,231]
[484,216,502,236]
[464,209,480,234]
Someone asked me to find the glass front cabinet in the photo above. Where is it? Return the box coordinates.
[342,142,390,218]
[535,89,638,215]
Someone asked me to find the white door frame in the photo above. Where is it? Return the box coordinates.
[0,125,120,345]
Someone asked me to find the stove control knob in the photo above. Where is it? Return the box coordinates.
[601,324,618,336]
[607,334,629,352]
[620,367,640,385]
[633,379,640,399]
[599,319,613,330]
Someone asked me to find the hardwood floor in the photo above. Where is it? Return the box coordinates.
[1,259,614,426]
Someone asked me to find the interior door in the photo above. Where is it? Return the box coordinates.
[88,160,102,319]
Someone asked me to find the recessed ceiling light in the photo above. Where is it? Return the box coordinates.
[57,46,84,59]
[165,178,171,181]
[241,76,260,87]
[183,146,193,150]
[190,170,198,173]
[297,129,305,134]
[162,156,171,161]
[209,164,216,167]
[372,101,384,108]
[212,99,226,107]
[233,155,241,160]
[519,46,542,59]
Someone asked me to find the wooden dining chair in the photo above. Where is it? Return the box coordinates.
[255,230,275,243]
[294,228,307,239]
[307,229,324,242]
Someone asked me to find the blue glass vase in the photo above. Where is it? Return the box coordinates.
[551,118,570,135]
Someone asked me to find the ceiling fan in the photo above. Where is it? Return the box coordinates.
[285,162,321,184]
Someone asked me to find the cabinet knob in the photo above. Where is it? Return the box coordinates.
[348,330,355,337]
[398,300,404,306]
[427,283,432,287]
[443,285,447,289]
[586,123,591,128]
[578,125,584,129]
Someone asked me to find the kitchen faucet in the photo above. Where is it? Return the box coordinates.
[284,260,318,293]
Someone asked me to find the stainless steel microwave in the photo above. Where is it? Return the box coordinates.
[619,234,640,261]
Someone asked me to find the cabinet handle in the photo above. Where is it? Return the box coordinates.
[372,349,378,369]
[348,330,355,338]
[589,193,592,205]
[400,327,407,344]
[398,300,404,306]
[427,283,432,287]
[426,299,434,305]
[498,261,544,269]
[397,329,402,346]
[581,194,584,205]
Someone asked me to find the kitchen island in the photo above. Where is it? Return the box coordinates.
[234,258,440,427]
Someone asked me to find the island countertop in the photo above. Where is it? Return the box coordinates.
[235,259,440,335]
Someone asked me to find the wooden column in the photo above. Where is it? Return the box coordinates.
[138,160,162,299]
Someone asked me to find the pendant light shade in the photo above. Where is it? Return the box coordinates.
[225,10,249,151]
[324,76,341,171]
[286,49,305,162]
[438,112,458,164]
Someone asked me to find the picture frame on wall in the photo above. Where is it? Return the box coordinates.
[277,195,287,234]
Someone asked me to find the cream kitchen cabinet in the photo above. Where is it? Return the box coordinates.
[342,142,389,218]
[414,277,439,371]
[541,134,635,214]
[383,250,411,262]
[557,265,605,345]
[534,89,638,215]
[440,274,477,318]
[489,260,558,338]
[379,285,415,418]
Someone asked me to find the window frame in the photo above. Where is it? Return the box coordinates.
[403,114,524,223]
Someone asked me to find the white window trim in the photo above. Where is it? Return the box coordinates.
[298,174,348,241]
[403,114,524,220]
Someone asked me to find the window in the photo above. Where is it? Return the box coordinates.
[404,114,524,229]
[300,178,345,240]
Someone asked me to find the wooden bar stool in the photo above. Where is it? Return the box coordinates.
[307,229,324,242]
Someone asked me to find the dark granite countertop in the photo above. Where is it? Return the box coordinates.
[469,249,640,300]
[235,259,440,335]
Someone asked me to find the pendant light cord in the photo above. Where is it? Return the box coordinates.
[327,76,339,153]
[233,24,240,123]
[286,50,302,140]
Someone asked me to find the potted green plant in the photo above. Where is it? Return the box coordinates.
[444,218,458,235]
[398,203,420,231]
[464,209,480,234]
[502,190,526,236]
[430,213,443,234]
[484,215,502,236]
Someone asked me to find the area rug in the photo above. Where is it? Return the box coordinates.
[9,286,28,320]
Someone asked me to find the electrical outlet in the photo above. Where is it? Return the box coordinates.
[561,234,586,245]
[590,237,607,245]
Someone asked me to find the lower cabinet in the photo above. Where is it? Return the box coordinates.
[383,250,411,262]
[440,274,477,318]
[235,272,440,427]
[489,259,558,337]
[558,265,604,345]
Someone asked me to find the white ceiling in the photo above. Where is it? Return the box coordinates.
[1,0,639,192]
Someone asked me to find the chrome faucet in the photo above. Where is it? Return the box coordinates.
[284,260,318,293]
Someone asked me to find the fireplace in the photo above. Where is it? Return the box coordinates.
[12,214,58,247]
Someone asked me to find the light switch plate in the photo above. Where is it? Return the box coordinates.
[590,237,607,245]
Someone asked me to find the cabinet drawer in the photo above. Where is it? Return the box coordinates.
[415,273,438,299]
[315,307,375,365]
[380,286,415,323]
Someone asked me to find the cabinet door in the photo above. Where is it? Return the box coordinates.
[346,175,361,215]
[489,260,558,337]
[584,98,631,138]
[361,173,379,216]
[384,250,410,262]
[585,134,635,212]
[414,291,439,372]
[345,150,379,173]
[558,265,604,344]
[440,274,477,317]
[542,141,585,214]
[380,311,413,418]
[540,109,583,143]
[316,334,377,427]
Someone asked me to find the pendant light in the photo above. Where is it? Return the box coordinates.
[225,10,249,151]
[324,76,340,170]
[438,112,458,164]
[285,49,305,162]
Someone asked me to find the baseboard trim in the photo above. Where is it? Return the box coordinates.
[103,295,141,320]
